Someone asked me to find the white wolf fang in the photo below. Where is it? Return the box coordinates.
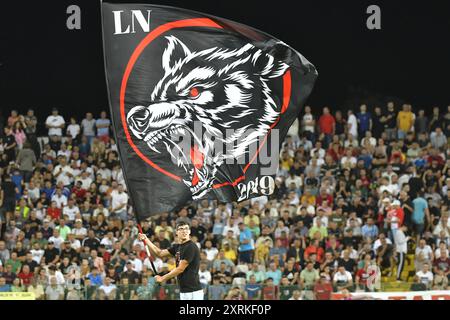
[127,36,289,199]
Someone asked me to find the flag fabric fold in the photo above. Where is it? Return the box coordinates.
[101,2,317,220]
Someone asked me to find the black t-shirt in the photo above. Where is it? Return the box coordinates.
[293,214,313,229]
[61,248,79,263]
[23,260,38,273]
[121,270,141,284]
[337,258,357,274]
[190,226,207,243]
[82,237,100,251]
[157,238,171,250]
[43,247,60,263]
[1,181,16,201]
[385,111,397,129]
[168,240,202,293]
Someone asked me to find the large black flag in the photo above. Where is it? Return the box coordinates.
[101,2,317,220]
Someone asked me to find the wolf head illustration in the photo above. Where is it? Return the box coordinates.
[126,36,289,199]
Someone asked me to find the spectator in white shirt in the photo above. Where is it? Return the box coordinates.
[30,242,45,264]
[56,144,71,162]
[433,216,450,238]
[415,239,434,272]
[75,171,93,190]
[45,108,65,138]
[110,184,129,221]
[347,110,358,138]
[415,263,434,290]
[394,225,410,281]
[360,131,377,148]
[199,262,212,288]
[373,233,393,253]
[333,265,354,291]
[204,240,219,261]
[128,252,143,273]
[62,199,80,222]
[71,219,88,241]
[222,218,240,238]
[98,276,117,300]
[97,161,112,181]
[53,156,74,187]
[51,188,68,209]
[340,149,357,170]
[100,232,117,253]
[81,112,96,143]
[66,116,81,140]
[48,229,64,252]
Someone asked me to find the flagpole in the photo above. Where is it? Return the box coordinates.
[137,223,158,275]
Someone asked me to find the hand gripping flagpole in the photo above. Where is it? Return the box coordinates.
[137,223,158,276]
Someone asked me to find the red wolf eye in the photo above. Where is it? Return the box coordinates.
[189,87,200,98]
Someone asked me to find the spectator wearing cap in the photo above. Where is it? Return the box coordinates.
[388,200,404,241]
[61,239,78,264]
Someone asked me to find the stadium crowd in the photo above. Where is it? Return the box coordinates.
[0,102,449,300]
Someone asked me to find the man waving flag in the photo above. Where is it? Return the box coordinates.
[101,2,318,220]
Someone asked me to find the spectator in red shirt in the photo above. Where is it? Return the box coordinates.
[313,276,333,300]
[17,265,34,287]
[71,181,87,202]
[316,189,334,207]
[388,200,405,229]
[262,278,279,300]
[318,107,336,148]
[304,239,325,263]
[47,201,62,221]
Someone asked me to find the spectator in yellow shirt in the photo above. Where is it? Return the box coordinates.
[244,208,260,227]
[300,189,316,206]
[397,104,414,139]
[223,243,237,263]
[255,239,271,264]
